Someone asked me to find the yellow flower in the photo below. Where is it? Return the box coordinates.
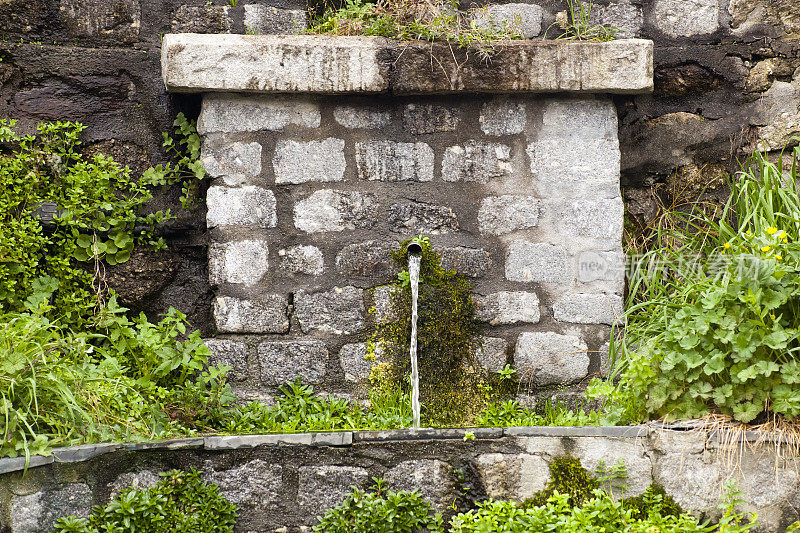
[784,236,789,242]
[775,254,782,260]
[770,314,776,320]
[775,230,785,238]
[723,242,731,249]
[767,226,778,235]
[746,230,752,235]
[762,245,772,253]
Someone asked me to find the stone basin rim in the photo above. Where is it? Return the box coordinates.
[1,424,788,476]
[161,33,654,95]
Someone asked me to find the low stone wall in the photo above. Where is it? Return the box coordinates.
[1,427,798,532]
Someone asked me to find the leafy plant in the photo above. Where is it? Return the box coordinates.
[590,140,800,424]
[51,469,237,533]
[314,478,444,533]
[0,116,203,328]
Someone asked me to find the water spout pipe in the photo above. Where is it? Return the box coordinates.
[407,242,423,255]
[407,243,422,429]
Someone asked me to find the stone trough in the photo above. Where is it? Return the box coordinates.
[2,427,799,531]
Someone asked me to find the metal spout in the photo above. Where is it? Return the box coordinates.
[407,242,423,255]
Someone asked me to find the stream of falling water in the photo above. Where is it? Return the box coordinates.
[408,253,421,429]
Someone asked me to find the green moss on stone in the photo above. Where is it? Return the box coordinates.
[523,456,600,508]
[369,237,510,426]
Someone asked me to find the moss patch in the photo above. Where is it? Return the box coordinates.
[523,456,600,509]
[369,237,513,426]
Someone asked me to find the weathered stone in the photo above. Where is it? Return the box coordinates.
[729,0,800,38]
[650,0,719,37]
[577,251,625,283]
[340,342,375,381]
[198,94,320,134]
[385,460,454,511]
[206,186,277,229]
[477,336,509,372]
[273,138,346,184]
[752,78,800,152]
[335,241,394,278]
[439,247,491,277]
[59,0,140,42]
[655,63,720,96]
[480,97,527,135]
[505,242,570,283]
[390,39,653,95]
[475,453,550,501]
[297,466,370,517]
[549,198,625,243]
[204,460,282,506]
[515,332,589,385]
[529,100,620,197]
[172,5,231,33]
[208,240,269,286]
[442,141,512,183]
[476,291,540,325]
[373,285,399,323]
[388,202,458,234]
[214,295,289,334]
[598,341,611,375]
[745,58,797,93]
[652,451,722,511]
[736,450,798,509]
[104,248,181,308]
[478,195,539,235]
[257,340,328,385]
[10,483,92,532]
[109,471,159,500]
[243,4,307,34]
[294,286,365,335]
[590,1,643,38]
[203,339,249,382]
[334,105,392,129]
[279,245,324,275]
[162,34,392,94]
[202,140,262,186]
[294,190,378,233]
[571,438,652,496]
[402,104,459,134]
[472,3,543,38]
[355,141,434,182]
[553,292,623,325]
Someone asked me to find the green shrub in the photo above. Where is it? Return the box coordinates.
[314,479,443,533]
[51,469,237,533]
[0,117,202,328]
[590,140,800,424]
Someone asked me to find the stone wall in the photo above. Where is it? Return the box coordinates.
[1,0,798,333]
[198,89,626,401]
[1,428,798,532]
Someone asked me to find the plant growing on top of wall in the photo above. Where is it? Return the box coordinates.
[307,0,523,59]
[552,0,618,41]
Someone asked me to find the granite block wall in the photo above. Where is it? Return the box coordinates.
[197,92,625,400]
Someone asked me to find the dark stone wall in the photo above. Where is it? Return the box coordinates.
[1,0,798,331]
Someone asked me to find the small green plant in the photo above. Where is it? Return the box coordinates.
[554,0,618,41]
[51,469,237,533]
[308,0,522,59]
[314,478,444,533]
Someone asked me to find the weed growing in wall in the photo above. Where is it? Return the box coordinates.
[308,0,523,59]
[51,469,237,533]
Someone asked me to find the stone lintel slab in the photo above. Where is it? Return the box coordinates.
[162,34,653,95]
[161,33,393,94]
[391,39,653,95]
